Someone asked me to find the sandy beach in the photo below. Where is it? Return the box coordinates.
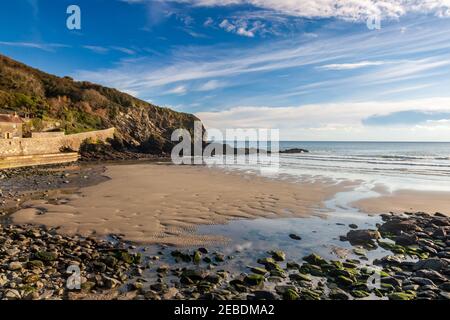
[352,189,450,216]
[12,163,348,245]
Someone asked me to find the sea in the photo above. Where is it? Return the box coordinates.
[207,141,450,193]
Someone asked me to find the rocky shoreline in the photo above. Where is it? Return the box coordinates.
[1,211,448,300]
[0,164,449,300]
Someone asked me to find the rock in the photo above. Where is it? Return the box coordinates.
[351,290,370,298]
[81,281,96,292]
[411,277,436,286]
[298,288,321,300]
[103,255,118,267]
[440,291,450,300]
[374,255,402,267]
[439,282,450,292]
[303,253,327,266]
[8,261,22,271]
[270,250,286,262]
[244,274,265,287]
[144,290,161,300]
[381,276,402,288]
[395,233,418,246]
[328,288,349,300]
[388,292,416,300]
[433,228,447,239]
[35,251,58,262]
[252,290,279,300]
[150,283,168,292]
[193,251,202,264]
[379,219,419,235]
[157,265,170,273]
[353,248,367,256]
[282,288,300,300]
[214,253,225,262]
[346,229,381,245]
[162,288,179,300]
[171,250,191,262]
[413,258,448,272]
[286,261,300,269]
[349,224,358,229]
[431,217,449,227]
[280,148,309,154]
[289,273,311,282]
[3,289,21,300]
[402,284,419,291]
[181,269,208,281]
[24,274,41,284]
[289,234,302,240]
[205,274,221,284]
[103,276,121,289]
[415,270,447,283]
[198,248,208,254]
[257,258,282,271]
[249,266,267,275]
[336,275,355,286]
[92,261,107,272]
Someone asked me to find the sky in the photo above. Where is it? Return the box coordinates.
[1,0,450,141]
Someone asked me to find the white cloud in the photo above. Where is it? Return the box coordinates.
[219,19,264,37]
[165,0,450,21]
[318,61,386,71]
[197,80,226,91]
[219,19,236,32]
[83,45,110,54]
[73,17,450,104]
[0,41,69,51]
[111,46,136,55]
[204,17,214,26]
[165,85,188,95]
[196,97,450,140]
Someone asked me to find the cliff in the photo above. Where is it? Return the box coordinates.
[0,54,201,154]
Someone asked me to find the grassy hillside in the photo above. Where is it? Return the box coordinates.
[0,54,201,153]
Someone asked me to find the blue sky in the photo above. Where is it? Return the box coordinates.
[1,0,450,141]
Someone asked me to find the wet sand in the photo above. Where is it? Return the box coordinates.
[352,189,450,216]
[12,163,348,245]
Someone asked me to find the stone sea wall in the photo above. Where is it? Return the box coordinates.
[0,128,115,157]
[0,153,79,170]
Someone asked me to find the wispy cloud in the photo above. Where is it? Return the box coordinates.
[151,0,450,21]
[165,85,188,95]
[197,79,226,91]
[0,41,69,51]
[317,61,386,71]
[73,18,450,98]
[83,45,110,54]
[83,45,137,55]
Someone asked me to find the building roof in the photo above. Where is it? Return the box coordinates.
[0,114,23,124]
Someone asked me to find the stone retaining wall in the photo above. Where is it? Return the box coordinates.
[0,153,79,169]
[0,128,115,157]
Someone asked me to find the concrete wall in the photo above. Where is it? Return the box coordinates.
[0,128,115,157]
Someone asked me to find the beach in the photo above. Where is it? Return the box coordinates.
[11,163,349,245]
[1,159,450,301]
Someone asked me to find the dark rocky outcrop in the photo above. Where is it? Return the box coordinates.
[280,148,309,154]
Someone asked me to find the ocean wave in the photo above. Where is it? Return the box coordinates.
[281,154,450,167]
